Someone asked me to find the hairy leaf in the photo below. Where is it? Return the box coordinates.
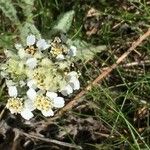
[68,39,106,62]
[0,0,19,23]
[19,0,34,19]
[50,10,75,35]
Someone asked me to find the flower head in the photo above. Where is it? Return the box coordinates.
[27,88,65,117]
[6,98,24,114]
[6,86,34,120]
[61,71,80,96]
[15,34,50,59]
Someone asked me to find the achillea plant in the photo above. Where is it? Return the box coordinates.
[1,34,80,120]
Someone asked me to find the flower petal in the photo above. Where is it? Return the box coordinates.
[26,58,37,69]
[26,34,36,46]
[8,86,17,97]
[18,48,30,59]
[69,78,80,90]
[15,44,23,50]
[42,109,54,117]
[61,85,73,96]
[21,108,34,120]
[53,97,65,108]
[68,45,77,56]
[24,99,35,111]
[27,80,37,89]
[56,54,65,61]
[27,88,37,100]
[36,39,50,50]
[46,92,57,99]
[67,71,78,81]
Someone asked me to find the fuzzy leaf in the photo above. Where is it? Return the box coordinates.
[50,10,75,35]
[0,0,19,23]
[68,39,106,62]
[19,0,34,19]
[19,22,41,44]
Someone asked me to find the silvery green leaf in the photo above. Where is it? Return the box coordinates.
[0,0,19,23]
[19,22,41,44]
[0,34,14,49]
[68,39,106,62]
[50,10,75,35]
[19,0,34,18]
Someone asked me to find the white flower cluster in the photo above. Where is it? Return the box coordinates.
[1,34,80,120]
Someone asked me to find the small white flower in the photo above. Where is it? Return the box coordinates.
[26,58,37,69]
[8,86,18,97]
[26,34,36,46]
[6,97,34,120]
[68,45,77,57]
[36,39,50,51]
[67,71,80,90]
[61,84,73,96]
[30,91,65,117]
[15,43,30,59]
[56,54,65,60]
[46,91,65,108]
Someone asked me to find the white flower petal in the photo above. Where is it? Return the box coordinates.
[56,54,65,60]
[18,48,30,59]
[36,39,50,50]
[15,44,23,50]
[26,58,37,69]
[8,86,17,97]
[26,34,36,46]
[46,92,57,99]
[68,45,77,56]
[53,97,65,108]
[6,80,14,87]
[24,99,35,111]
[21,109,34,120]
[42,109,54,117]
[27,88,37,100]
[69,78,80,90]
[27,80,37,89]
[68,71,78,77]
[61,85,73,96]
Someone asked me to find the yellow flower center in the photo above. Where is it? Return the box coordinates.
[33,70,46,89]
[50,37,68,57]
[25,45,37,55]
[34,95,53,111]
[6,98,24,114]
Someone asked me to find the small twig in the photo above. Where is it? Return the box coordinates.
[14,129,82,150]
